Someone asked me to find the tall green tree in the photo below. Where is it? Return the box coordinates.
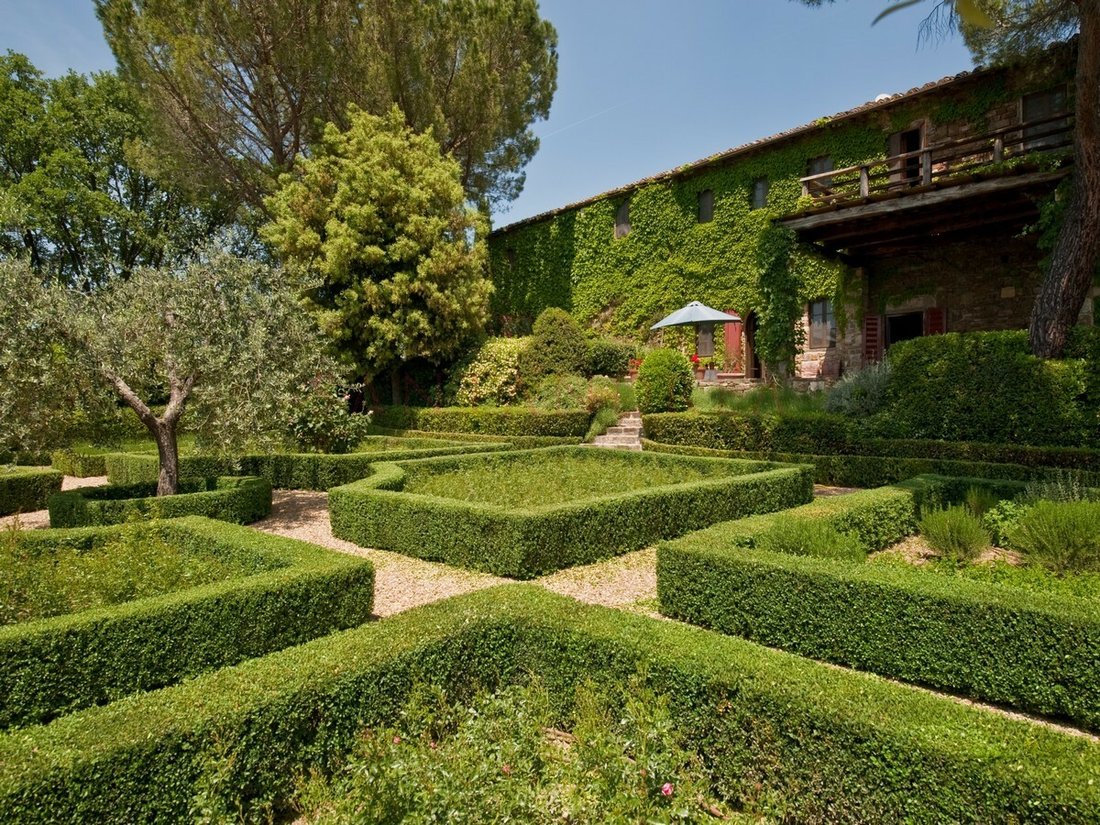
[95,0,557,212]
[262,106,492,401]
[0,52,229,288]
[800,0,1099,359]
[0,251,337,494]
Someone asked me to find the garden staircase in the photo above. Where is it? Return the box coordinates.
[590,411,643,451]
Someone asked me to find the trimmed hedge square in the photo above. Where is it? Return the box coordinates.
[1,587,1097,823]
[329,446,813,578]
[0,467,63,516]
[0,516,374,728]
[657,475,1100,730]
[47,476,272,527]
[370,405,593,437]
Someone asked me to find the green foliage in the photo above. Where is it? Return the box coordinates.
[97,0,558,210]
[371,406,592,438]
[755,519,867,562]
[0,516,374,728]
[285,380,371,454]
[585,337,633,377]
[444,337,530,406]
[824,359,892,418]
[636,348,694,413]
[755,226,802,375]
[330,447,812,577]
[0,468,62,517]
[519,307,589,381]
[1024,469,1097,503]
[1008,500,1100,574]
[528,374,588,410]
[981,499,1028,546]
[963,485,1001,517]
[263,106,492,381]
[4,586,1098,823]
[919,506,991,564]
[882,331,1092,446]
[300,678,727,824]
[657,478,1100,730]
[693,385,825,414]
[47,476,272,527]
[0,53,229,288]
[582,375,623,415]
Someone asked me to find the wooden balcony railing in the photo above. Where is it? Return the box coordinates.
[798,112,1074,208]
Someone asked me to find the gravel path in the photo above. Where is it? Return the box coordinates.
[0,475,107,530]
[535,548,658,616]
[251,490,508,617]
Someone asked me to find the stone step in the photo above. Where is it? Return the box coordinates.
[589,442,643,452]
[606,425,642,435]
[593,436,640,446]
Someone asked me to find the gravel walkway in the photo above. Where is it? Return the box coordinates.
[251,491,508,617]
[0,475,107,530]
[535,548,658,616]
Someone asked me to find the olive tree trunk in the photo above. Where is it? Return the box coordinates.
[1028,5,1100,358]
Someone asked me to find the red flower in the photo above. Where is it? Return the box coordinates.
[690,353,700,364]
[661,782,674,797]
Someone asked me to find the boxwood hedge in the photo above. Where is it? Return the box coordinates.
[0,587,1097,823]
[371,405,592,437]
[0,467,63,516]
[47,476,272,527]
[329,447,813,578]
[103,439,513,490]
[1,516,374,728]
[657,477,1100,730]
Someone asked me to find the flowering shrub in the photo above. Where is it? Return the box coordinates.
[286,379,371,454]
[444,337,530,406]
[296,676,726,822]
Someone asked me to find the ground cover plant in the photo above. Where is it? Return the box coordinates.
[296,677,736,824]
[330,447,812,577]
[47,476,272,527]
[2,586,1098,824]
[657,475,1100,730]
[0,467,63,516]
[0,516,374,728]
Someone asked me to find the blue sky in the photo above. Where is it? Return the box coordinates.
[2,1,976,227]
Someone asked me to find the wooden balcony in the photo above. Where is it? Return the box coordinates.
[779,113,1074,258]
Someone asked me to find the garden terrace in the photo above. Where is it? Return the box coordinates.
[0,516,374,727]
[1,586,1097,823]
[329,446,812,578]
[657,476,1100,731]
[101,437,513,490]
[47,476,273,527]
[0,467,63,517]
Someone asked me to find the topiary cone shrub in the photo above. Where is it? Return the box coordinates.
[518,308,589,381]
[637,349,694,413]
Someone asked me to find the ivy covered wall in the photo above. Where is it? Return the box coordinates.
[487,52,1073,353]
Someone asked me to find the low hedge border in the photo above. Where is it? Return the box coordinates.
[1,516,374,728]
[367,425,583,448]
[1,586,1097,823]
[641,438,1100,487]
[657,476,1100,731]
[643,410,1100,472]
[0,467,64,516]
[329,446,813,578]
[47,476,272,527]
[50,448,112,478]
[103,440,514,490]
[371,405,592,437]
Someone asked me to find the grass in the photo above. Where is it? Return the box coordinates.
[691,385,824,414]
[0,520,260,625]
[402,451,729,509]
[352,435,473,453]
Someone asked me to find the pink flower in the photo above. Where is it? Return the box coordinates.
[392,735,401,745]
[661,783,674,797]
[502,764,512,775]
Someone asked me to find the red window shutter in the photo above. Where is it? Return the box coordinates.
[924,307,946,336]
[724,313,743,370]
[863,314,883,364]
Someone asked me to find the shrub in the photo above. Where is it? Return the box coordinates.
[964,485,1000,517]
[825,359,891,418]
[329,447,812,577]
[529,374,588,410]
[636,349,694,413]
[754,519,867,562]
[1024,469,1096,503]
[371,406,592,438]
[585,337,633,378]
[919,506,990,564]
[1008,500,1100,574]
[658,478,1100,731]
[0,516,374,728]
[0,467,63,516]
[285,380,371,453]
[50,448,110,477]
[582,375,622,415]
[981,499,1028,547]
[444,337,530,406]
[47,476,272,527]
[3,587,1098,824]
[518,308,588,380]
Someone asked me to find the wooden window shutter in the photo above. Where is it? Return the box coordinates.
[724,313,743,371]
[924,307,946,336]
[862,314,883,363]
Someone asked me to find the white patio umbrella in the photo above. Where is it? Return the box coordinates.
[650,301,741,330]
